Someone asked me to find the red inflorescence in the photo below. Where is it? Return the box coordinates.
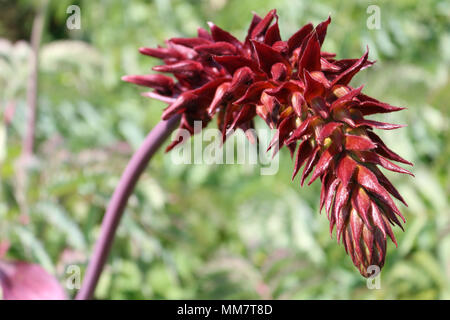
[123,9,413,277]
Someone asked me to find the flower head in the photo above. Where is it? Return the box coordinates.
[124,9,413,277]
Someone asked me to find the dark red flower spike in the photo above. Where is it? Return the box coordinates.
[124,9,413,277]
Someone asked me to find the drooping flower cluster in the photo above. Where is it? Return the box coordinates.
[123,9,413,277]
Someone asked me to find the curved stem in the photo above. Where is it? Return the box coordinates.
[22,0,48,159]
[76,115,180,300]
[17,0,48,218]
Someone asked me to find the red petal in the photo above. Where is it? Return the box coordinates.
[315,16,331,46]
[331,58,373,74]
[229,104,256,130]
[122,74,174,94]
[373,232,386,268]
[198,27,213,40]
[330,85,364,111]
[252,41,289,75]
[139,46,176,59]
[162,91,197,120]
[304,71,326,104]
[207,82,231,116]
[264,20,282,45]
[235,81,276,104]
[292,139,313,180]
[370,203,387,239]
[141,91,175,104]
[343,227,356,263]
[213,55,263,75]
[356,95,405,115]
[351,187,372,228]
[291,91,306,117]
[371,203,398,246]
[298,34,321,76]
[271,63,288,81]
[208,22,242,49]
[285,115,319,144]
[317,122,343,144]
[345,135,377,151]
[277,115,296,146]
[272,41,288,53]
[356,165,405,222]
[170,37,211,48]
[165,116,194,152]
[367,131,413,165]
[358,151,414,176]
[333,109,356,127]
[321,51,336,59]
[168,42,199,60]
[371,166,408,206]
[195,42,237,56]
[320,58,341,72]
[350,210,364,262]
[244,13,263,46]
[266,81,302,104]
[331,49,369,86]
[153,60,203,74]
[362,226,374,264]
[326,179,340,216]
[308,147,335,185]
[287,23,314,54]
[250,9,277,39]
[334,183,350,242]
[227,67,255,96]
[337,155,357,186]
[320,173,331,212]
[309,99,330,121]
[354,119,406,130]
[300,146,319,186]
[287,141,297,159]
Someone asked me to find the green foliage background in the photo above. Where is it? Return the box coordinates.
[0,0,449,299]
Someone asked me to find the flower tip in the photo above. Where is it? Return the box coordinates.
[138,47,151,55]
[250,11,260,19]
[121,75,131,82]
[165,144,175,153]
[291,169,299,181]
[141,92,176,104]
[397,124,408,129]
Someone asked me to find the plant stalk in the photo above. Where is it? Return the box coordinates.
[22,0,48,159]
[16,0,48,218]
[76,115,180,300]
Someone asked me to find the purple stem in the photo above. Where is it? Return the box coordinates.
[76,115,180,300]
